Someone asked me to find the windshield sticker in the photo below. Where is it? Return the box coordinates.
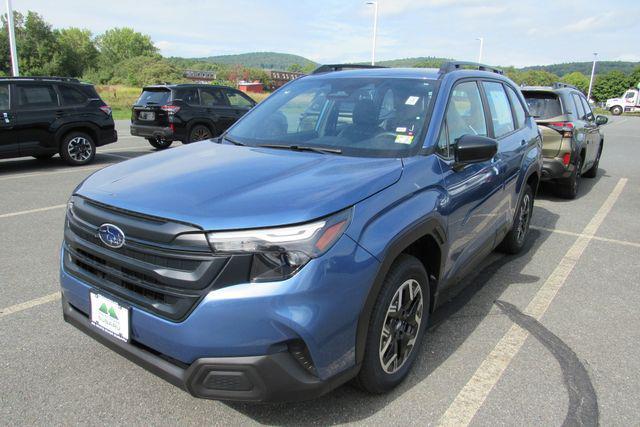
[405,96,420,106]
[396,127,407,133]
[395,135,414,144]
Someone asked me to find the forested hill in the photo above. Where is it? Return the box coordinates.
[520,61,640,76]
[194,52,317,70]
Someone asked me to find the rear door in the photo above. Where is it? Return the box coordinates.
[482,81,528,230]
[0,82,19,158]
[200,87,235,131]
[437,80,503,283]
[570,92,593,171]
[131,88,171,126]
[13,83,59,153]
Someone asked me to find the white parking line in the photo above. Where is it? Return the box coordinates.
[532,226,640,249]
[0,292,60,319]
[0,165,103,181]
[0,204,66,219]
[438,177,627,426]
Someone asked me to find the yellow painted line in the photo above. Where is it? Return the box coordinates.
[531,226,640,249]
[438,178,627,427]
[0,292,61,319]
[0,204,66,219]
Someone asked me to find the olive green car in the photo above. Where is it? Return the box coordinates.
[522,83,608,198]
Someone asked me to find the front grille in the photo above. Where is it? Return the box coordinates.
[63,196,242,321]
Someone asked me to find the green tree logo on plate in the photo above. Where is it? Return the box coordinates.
[99,302,118,320]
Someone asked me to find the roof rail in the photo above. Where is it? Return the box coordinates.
[0,76,80,83]
[552,82,579,91]
[312,64,387,74]
[438,61,503,76]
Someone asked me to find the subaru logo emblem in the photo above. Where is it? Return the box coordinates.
[98,224,125,249]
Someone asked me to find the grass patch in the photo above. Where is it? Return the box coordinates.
[95,85,272,120]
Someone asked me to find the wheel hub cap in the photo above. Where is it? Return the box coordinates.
[67,137,92,162]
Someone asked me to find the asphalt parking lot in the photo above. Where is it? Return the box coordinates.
[1,117,639,425]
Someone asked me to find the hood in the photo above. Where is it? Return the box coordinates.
[77,141,402,230]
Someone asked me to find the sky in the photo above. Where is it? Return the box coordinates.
[9,0,640,67]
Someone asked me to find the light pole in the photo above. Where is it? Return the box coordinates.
[366,1,378,65]
[6,0,19,76]
[587,52,597,101]
[476,37,484,63]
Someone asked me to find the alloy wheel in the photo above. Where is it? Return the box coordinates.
[379,279,424,374]
[190,126,212,142]
[67,136,93,162]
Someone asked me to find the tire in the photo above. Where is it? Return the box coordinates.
[147,137,172,150]
[555,156,582,199]
[32,153,54,161]
[355,254,430,394]
[497,184,534,254]
[582,143,602,178]
[610,106,623,116]
[187,124,213,143]
[59,132,96,166]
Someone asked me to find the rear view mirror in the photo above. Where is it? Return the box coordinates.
[454,134,498,169]
[595,115,608,126]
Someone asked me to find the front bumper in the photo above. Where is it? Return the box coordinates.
[60,232,380,401]
[62,295,358,402]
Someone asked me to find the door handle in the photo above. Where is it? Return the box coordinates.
[520,139,527,146]
[55,110,65,118]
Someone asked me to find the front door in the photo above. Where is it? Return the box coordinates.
[0,82,19,158]
[578,94,600,168]
[437,80,503,284]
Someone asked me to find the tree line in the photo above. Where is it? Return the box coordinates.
[1,10,639,102]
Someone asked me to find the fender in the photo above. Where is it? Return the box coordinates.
[54,121,100,147]
[355,216,446,364]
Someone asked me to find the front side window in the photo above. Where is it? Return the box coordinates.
[625,91,635,99]
[16,84,58,109]
[436,81,487,158]
[227,77,438,157]
[579,96,593,120]
[0,84,8,110]
[483,82,515,138]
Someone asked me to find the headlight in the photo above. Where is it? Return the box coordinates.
[206,209,351,282]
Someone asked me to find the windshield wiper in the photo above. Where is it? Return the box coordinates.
[221,134,245,146]
[257,144,342,155]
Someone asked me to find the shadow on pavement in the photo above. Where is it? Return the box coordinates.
[226,206,560,425]
[536,168,608,202]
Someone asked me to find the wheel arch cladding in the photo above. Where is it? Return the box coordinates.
[354,217,446,364]
[57,124,98,149]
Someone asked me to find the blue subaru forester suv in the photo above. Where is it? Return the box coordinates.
[60,62,542,402]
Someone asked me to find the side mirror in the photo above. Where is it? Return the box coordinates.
[595,115,608,126]
[454,134,498,169]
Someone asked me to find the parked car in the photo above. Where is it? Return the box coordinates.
[130,84,256,149]
[522,83,607,199]
[605,84,640,115]
[0,76,116,165]
[61,62,542,402]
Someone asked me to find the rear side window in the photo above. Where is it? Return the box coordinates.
[572,93,586,119]
[200,88,227,107]
[16,84,58,109]
[174,88,200,105]
[136,89,170,106]
[506,86,526,129]
[225,90,253,108]
[0,84,9,110]
[523,91,562,120]
[483,82,515,138]
[58,85,87,106]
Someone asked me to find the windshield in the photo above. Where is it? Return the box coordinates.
[227,77,438,157]
[136,89,170,106]
[522,91,562,119]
